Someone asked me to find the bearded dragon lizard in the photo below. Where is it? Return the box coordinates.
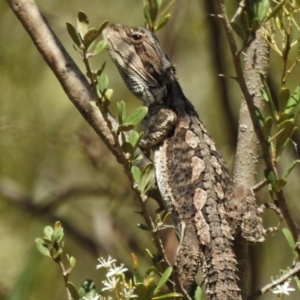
[103,23,267,300]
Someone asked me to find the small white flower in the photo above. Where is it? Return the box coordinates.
[96,256,116,269]
[121,286,138,299]
[272,281,295,295]
[102,276,120,291]
[107,263,128,277]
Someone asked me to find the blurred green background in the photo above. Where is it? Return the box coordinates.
[1,0,300,299]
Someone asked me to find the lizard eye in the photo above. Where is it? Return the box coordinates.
[130,33,143,42]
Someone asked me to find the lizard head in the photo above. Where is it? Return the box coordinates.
[102,24,175,106]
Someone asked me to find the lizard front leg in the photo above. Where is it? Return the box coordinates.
[140,105,177,148]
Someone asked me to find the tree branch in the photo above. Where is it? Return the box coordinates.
[248,263,300,299]
[215,0,298,247]
[7,0,173,291]
[232,28,270,299]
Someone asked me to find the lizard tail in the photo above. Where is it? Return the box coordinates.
[203,245,241,300]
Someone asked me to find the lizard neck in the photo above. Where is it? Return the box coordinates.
[162,78,198,120]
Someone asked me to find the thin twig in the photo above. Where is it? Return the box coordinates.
[55,259,72,300]
[248,263,300,299]
[252,179,268,193]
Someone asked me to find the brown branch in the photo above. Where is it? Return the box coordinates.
[6,0,171,287]
[232,28,270,299]
[215,0,298,248]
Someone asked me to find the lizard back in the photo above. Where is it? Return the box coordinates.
[103,23,242,300]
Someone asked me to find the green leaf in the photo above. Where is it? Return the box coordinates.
[52,246,63,259]
[98,20,109,35]
[263,116,272,140]
[283,160,300,179]
[295,277,300,291]
[282,228,297,257]
[132,252,139,268]
[194,286,203,300]
[254,106,265,129]
[66,22,81,47]
[131,131,144,152]
[274,178,287,192]
[67,282,80,300]
[276,120,294,158]
[78,287,86,298]
[53,227,64,243]
[132,253,144,285]
[104,88,113,100]
[133,153,144,161]
[158,0,175,25]
[145,0,158,23]
[295,278,300,291]
[145,266,157,277]
[259,73,278,119]
[118,123,135,132]
[154,266,173,295]
[121,141,134,156]
[35,238,51,257]
[96,62,106,79]
[117,101,127,124]
[262,0,287,25]
[144,5,153,27]
[137,223,150,231]
[69,256,76,271]
[278,112,292,122]
[52,221,64,243]
[152,293,183,299]
[156,0,163,9]
[140,163,155,195]
[278,88,290,113]
[155,13,171,31]
[257,0,270,22]
[162,212,172,223]
[44,226,53,240]
[129,130,139,148]
[81,279,96,294]
[264,169,276,186]
[230,21,246,41]
[144,275,156,293]
[98,74,109,94]
[77,11,89,39]
[260,87,270,102]
[285,85,300,115]
[93,40,108,55]
[131,166,142,190]
[83,28,100,49]
[124,106,148,126]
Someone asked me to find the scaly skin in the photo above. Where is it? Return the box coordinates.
[103,24,242,300]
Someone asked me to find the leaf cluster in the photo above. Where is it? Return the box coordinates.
[231,0,288,44]
[132,255,182,299]
[258,77,300,192]
[143,0,175,32]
